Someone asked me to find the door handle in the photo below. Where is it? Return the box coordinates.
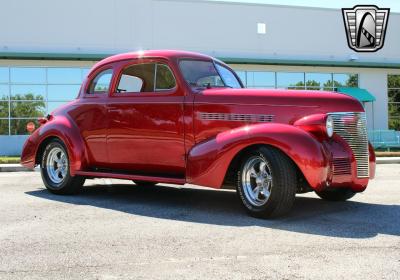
[108,106,122,113]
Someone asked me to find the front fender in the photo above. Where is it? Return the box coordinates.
[21,115,87,176]
[187,123,329,190]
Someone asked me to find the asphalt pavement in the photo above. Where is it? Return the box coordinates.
[0,165,399,279]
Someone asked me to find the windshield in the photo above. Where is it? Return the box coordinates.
[179,59,242,89]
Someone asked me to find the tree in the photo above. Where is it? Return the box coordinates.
[288,81,305,90]
[288,80,322,90]
[0,93,45,135]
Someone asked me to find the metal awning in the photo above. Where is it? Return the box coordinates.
[337,87,376,102]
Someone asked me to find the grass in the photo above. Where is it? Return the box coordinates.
[0,156,21,164]
[375,151,400,157]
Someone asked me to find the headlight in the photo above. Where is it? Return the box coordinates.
[326,115,334,137]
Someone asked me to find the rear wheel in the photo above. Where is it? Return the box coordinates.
[133,180,158,187]
[315,188,356,201]
[236,146,297,218]
[40,139,85,195]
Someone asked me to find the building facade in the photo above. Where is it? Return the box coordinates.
[0,0,399,155]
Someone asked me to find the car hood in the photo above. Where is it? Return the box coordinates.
[196,88,365,113]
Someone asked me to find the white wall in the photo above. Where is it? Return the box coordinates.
[0,0,398,64]
[359,72,389,130]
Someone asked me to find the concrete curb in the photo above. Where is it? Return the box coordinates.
[1,158,399,172]
[0,164,34,172]
[376,157,400,164]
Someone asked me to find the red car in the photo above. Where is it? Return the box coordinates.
[21,50,376,218]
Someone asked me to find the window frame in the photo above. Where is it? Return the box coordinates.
[111,59,178,97]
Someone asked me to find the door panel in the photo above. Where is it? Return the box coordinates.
[107,95,185,176]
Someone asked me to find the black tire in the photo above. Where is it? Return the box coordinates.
[315,188,356,201]
[236,146,297,218]
[40,139,85,195]
[133,180,158,187]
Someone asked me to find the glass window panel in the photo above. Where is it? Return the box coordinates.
[235,71,246,86]
[215,64,241,88]
[347,74,358,87]
[11,85,46,100]
[47,101,69,114]
[156,64,176,91]
[0,101,9,118]
[116,64,155,93]
[388,103,400,130]
[10,118,40,135]
[305,73,332,89]
[277,72,304,88]
[0,67,9,83]
[197,75,224,87]
[179,60,230,88]
[0,119,9,135]
[0,85,9,99]
[11,101,46,118]
[118,75,143,93]
[48,85,80,101]
[247,72,275,87]
[81,68,90,80]
[388,89,400,103]
[48,68,82,84]
[333,73,358,88]
[10,68,46,84]
[388,75,400,88]
[88,69,113,94]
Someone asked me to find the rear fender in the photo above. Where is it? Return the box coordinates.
[21,115,87,176]
[187,123,329,190]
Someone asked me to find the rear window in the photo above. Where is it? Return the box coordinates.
[87,69,113,94]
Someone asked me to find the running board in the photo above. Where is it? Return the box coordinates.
[75,170,186,185]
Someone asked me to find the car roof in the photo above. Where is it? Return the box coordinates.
[92,50,214,71]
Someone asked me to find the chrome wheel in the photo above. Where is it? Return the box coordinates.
[241,156,273,206]
[46,147,68,185]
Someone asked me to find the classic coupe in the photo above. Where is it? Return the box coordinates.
[21,50,376,218]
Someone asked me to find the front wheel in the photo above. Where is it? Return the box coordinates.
[315,188,356,201]
[236,146,297,219]
[40,139,85,195]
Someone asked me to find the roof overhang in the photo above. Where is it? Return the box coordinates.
[337,87,376,102]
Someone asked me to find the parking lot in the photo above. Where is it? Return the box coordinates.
[0,165,399,279]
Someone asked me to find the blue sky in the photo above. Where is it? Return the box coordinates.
[209,0,400,12]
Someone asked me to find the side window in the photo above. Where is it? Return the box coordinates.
[156,64,176,91]
[116,62,176,93]
[116,63,155,93]
[87,69,113,94]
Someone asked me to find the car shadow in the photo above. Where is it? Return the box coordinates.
[26,183,399,239]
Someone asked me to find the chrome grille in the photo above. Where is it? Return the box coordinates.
[332,158,351,176]
[329,112,369,178]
